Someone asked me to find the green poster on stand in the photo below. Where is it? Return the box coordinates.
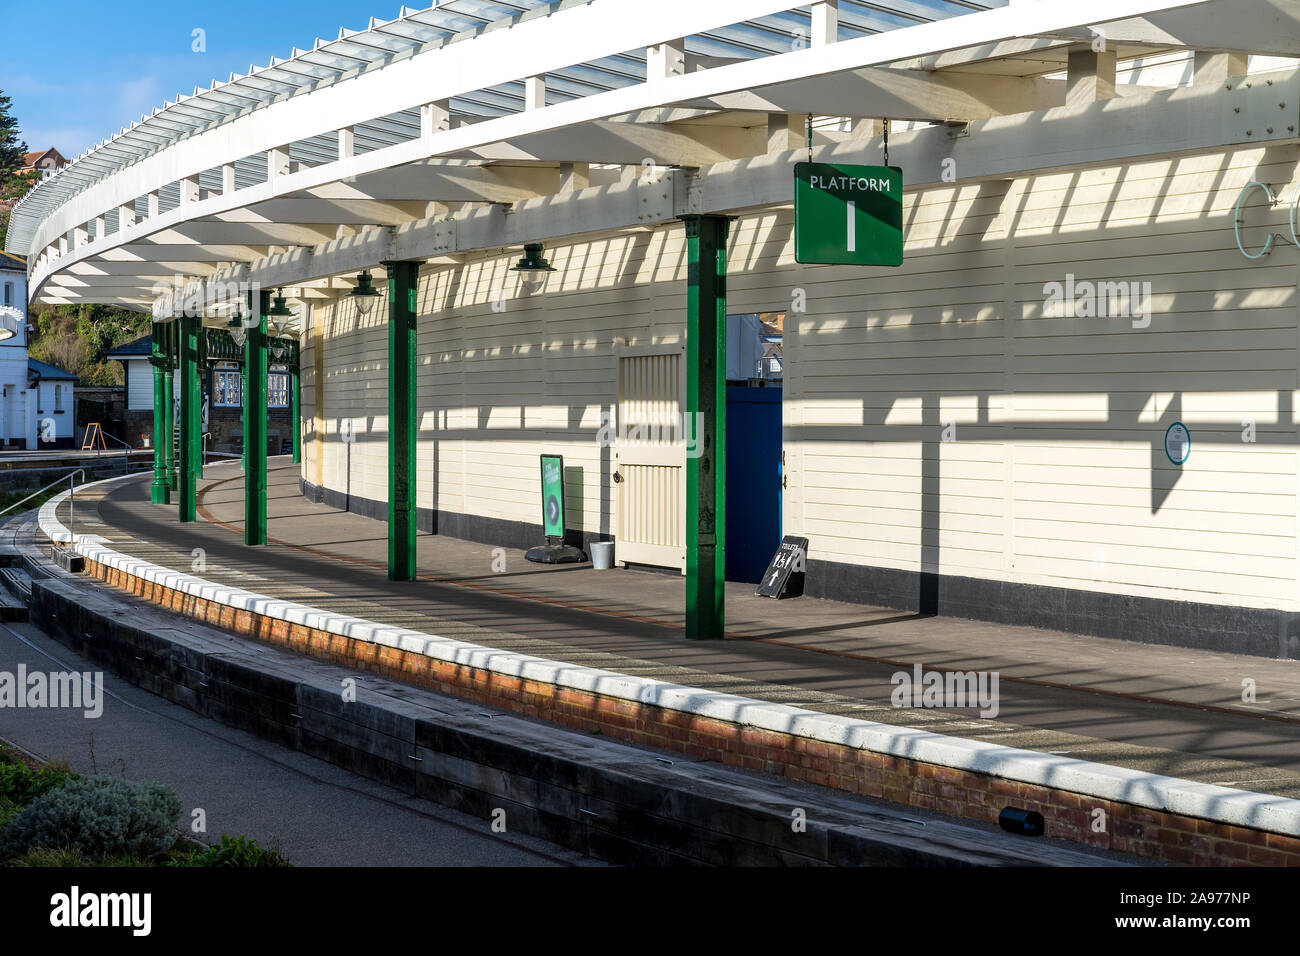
[526,454,586,565]
[541,454,565,538]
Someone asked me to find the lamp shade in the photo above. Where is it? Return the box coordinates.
[226,314,248,348]
[350,271,383,314]
[269,291,295,318]
[510,243,556,273]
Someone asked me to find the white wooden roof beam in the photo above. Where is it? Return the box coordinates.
[451,118,764,165]
[221,199,430,226]
[811,0,839,47]
[101,244,272,261]
[678,67,1066,121]
[27,0,1221,265]
[19,0,1265,297]
[1030,1,1300,59]
[151,221,339,246]
[212,71,1300,298]
[64,260,220,277]
[301,162,562,204]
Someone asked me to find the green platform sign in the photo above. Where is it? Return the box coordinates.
[540,454,565,538]
[794,162,903,266]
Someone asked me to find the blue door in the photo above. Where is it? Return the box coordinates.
[725,386,783,583]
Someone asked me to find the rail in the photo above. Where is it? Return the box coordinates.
[0,468,86,539]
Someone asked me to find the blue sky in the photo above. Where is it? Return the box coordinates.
[3,1,408,158]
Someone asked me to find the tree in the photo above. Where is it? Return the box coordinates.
[27,304,151,385]
[1,168,37,201]
[0,90,27,177]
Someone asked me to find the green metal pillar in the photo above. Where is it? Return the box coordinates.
[384,260,420,581]
[240,345,248,475]
[290,349,302,464]
[178,314,202,523]
[244,291,269,546]
[681,215,730,640]
[196,325,208,479]
[163,322,175,493]
[149,322,169,504]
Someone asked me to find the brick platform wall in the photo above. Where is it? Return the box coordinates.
[89,558,1300,867]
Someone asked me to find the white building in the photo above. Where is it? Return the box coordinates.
[6,0,1300,655]
[0,251,76,449]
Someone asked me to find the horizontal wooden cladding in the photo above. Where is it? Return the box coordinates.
[303,144,1300,613]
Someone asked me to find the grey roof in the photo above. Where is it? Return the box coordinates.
[28,357,78,380]
[105,334,152,359]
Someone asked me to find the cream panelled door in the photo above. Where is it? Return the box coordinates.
[614,343,686,573]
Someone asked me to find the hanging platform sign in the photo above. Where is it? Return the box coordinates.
[795,163,903,266]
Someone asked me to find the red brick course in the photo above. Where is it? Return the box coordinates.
[88,557,1300,867]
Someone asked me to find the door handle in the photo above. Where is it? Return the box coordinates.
[612,471,623,484]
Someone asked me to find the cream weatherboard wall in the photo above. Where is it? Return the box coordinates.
[301,142,1300,626]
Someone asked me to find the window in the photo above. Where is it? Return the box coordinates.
[268,370,290,408]
[3,283,11,307]
[54,384,63,412]
[213,365,242,407]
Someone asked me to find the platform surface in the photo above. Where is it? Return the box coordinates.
[54,458,1300,801]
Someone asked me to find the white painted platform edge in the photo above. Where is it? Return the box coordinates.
[39,481,1300,837]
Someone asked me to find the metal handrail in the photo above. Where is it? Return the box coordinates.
[98,430,133,450]
[83,427,134,457]
[0,468,86,539]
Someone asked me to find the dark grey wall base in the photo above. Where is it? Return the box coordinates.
[805,560,1300,661]
[300,477,604,554]
[28,574,1112,867]
[299,479,1299,660]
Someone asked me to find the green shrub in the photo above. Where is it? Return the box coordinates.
[171,834,291,868]
[0,759,75,807]
[0,796,19,832]
[10,845,154,867]
[0,776,182,862]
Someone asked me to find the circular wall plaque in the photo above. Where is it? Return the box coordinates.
[1164,422,1190,465]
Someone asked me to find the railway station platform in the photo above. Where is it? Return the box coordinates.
[32,460,1300,865]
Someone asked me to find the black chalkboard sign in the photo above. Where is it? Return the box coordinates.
[756,536,808,599]
[280,439,293,455]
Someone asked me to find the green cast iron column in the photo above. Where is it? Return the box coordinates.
[244,290,269,545]
[681,214,729,641]
[149,322,169,504]
[163,322,175,493]
[240,341,248,475]
[384,260,420,581]
[178,314,202,523]
[196,325,208,479]
[291,347,302,464]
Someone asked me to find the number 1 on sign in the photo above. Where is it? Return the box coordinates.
[847,200,856,252]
